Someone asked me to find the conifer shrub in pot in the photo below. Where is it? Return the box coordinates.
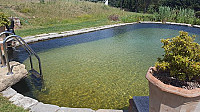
[146,31,200,112]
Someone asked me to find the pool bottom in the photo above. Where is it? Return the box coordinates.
[13,25,200,110]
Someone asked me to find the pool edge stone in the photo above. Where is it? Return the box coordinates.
[13,96,38,110]
[96,109,124,112]
[1,87,17,98]
[22,22,138,45]
[58,107,95,112]
[9,93,24,102]
[30,102,60,112]
[21,21,200,45]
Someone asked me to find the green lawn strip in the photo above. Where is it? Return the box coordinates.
[0,94,28,112]
[15,19,119,37]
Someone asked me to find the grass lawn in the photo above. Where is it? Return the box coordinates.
[0,94,27,112]
[0,0,152,37]
[15,18,116,37]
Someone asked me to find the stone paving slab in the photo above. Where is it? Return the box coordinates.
[30,102,60,112]
[1,87,17,98]
[133,96,149,112]
[48,33,58,35]
[24,36,35,39]
[13,96,38,110]
[193,25,200,28]
[35,34,49,37]
[96,109,124,112]
[57,107,95,112]
[9,93,24,102]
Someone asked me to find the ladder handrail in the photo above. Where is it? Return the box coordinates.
[3,35,42,77]
[14,37,34,70]
[0,31,14,36]
[0,31,14,67]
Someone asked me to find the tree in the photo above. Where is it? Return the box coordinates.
[161,0,200,11]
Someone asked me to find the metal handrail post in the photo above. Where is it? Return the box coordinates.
[0,31,14,67]
[0,45,5,67]
[3,41,12,75]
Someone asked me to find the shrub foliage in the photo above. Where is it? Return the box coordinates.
[155,31,200,81]
[0,12,9,27]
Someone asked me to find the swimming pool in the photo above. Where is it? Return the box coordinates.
[12,23,200,110]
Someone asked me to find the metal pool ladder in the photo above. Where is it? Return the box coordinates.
[1,33,43,81]
[0,31,14,67]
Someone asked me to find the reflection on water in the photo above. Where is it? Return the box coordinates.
[12,23,200,110]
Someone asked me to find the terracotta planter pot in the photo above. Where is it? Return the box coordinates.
[146,67,200,112]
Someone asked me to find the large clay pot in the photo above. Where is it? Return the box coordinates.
[146,67,200,112]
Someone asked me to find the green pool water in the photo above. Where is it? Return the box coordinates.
[22,28,192,109]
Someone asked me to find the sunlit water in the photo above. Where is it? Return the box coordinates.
[12,23,200,110]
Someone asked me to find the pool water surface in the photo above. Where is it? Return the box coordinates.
[13,23,200,109]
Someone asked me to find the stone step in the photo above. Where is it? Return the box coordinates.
[129,96,149,112]
[0,61,28,92]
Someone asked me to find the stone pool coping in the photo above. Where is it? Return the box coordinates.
[1,21,200,112]
[19,21,200,45]
[1,21,200,45]
[18,22,136,45]
[1,87,125,112]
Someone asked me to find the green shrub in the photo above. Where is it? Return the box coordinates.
[176,8,195,24]
[0,12,9,27]
[147,5,157,14]
[120,15,138,23]
[157,6,171,22]
[142,14,156,21]
[195,11,200,18]
[195,18,200,25]
[155,6,196,24]
[120,14,155,23]
[155,31,200,81]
